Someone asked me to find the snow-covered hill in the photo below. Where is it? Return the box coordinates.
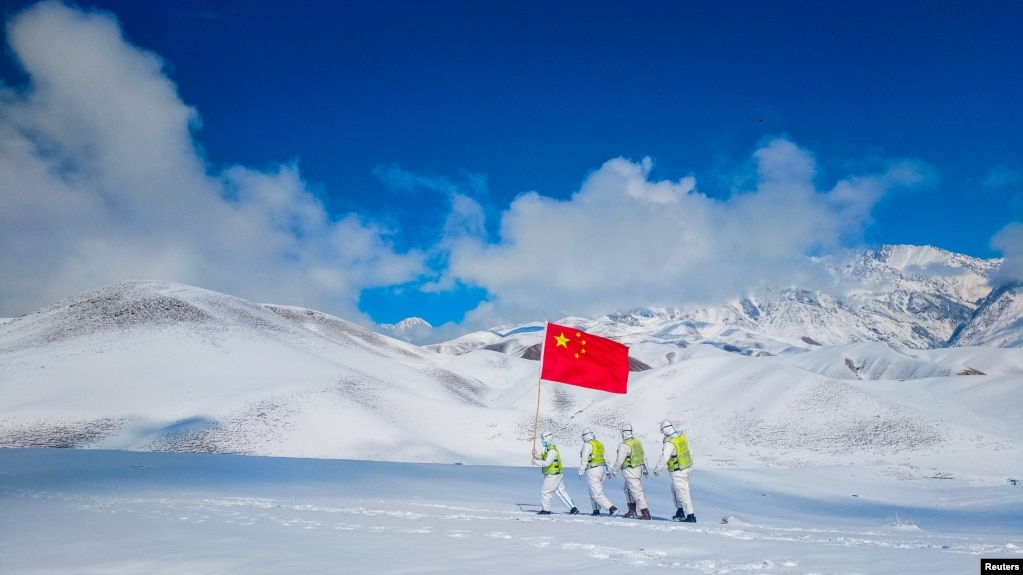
[1,277,1020,487]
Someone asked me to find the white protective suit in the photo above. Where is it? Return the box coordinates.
[610,440,648,511]
[578,441,615,513]
[532,446,576,512]
[653,434,695,517]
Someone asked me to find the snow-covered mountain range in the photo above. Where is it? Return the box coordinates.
[404,244,1020,351]
[1,245,1020,486]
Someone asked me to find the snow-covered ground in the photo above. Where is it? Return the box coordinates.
[2,280,1022,573]
[1,448,1020,574]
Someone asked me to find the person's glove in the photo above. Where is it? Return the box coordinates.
[643,469,649,477]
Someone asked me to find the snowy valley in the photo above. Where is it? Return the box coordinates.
[1,244,1021,573]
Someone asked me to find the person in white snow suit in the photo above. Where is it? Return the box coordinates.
[610,424,651,520]
[577,429,618,517]
[652,419,697,522]
[532,432,580,515]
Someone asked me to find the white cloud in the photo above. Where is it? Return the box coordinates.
[443,139,933,327]
[0,2,941,335]
[991,222,1023,284]
[0,1,423,319]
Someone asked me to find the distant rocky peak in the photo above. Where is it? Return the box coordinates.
[392,317,432,330]
[379,317,434,343]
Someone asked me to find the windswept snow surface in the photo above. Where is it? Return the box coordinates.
[0,448,1020,574]
[1,279,1022,572]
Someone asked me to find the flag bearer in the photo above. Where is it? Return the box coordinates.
[578,429,618,516]
[610,424,651,520]
[653,419,697,522]
[532,432,580,515]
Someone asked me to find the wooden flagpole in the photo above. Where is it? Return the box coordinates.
[532,322,549,459]
[532,375,542,459]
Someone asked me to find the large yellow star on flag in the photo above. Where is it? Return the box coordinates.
[554,332,570,348]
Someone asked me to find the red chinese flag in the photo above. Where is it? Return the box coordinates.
[540,322,629,394]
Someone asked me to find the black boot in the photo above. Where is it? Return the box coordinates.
[591,509,601,516]
[569,507,579,515]
[537,510,551,515]
[673,508,686,521]
[683,514,697,523]
[608,505,618,516]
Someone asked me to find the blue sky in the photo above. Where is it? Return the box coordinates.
[1,0,1021,339]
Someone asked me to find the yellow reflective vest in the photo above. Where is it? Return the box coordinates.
[666,433,693,471]
[585,439,605,468]
[540,445,563,475]
[622,438,645,469]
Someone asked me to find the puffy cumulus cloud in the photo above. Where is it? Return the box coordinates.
[0,1,423,318]
[991,223,1023,284]
[443,138,933,327]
